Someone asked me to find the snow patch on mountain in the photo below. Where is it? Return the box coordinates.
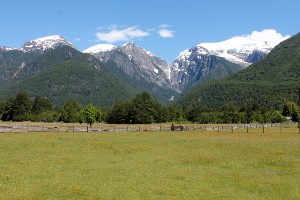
[83,44,116,54]
[122,42,155,57]
[0,46,17,51]
[20,35,76,52]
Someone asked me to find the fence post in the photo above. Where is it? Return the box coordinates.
[205,126,206,132]
[231,126,233,133]
[218,126,220,132]
[280,125,282,133]
[160,125,162,131]
[87,126,89,132]
[263,126,265,133]
[247,126,249,133]
[73,126,75,132]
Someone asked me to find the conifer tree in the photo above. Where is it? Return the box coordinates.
[12,92,32,121]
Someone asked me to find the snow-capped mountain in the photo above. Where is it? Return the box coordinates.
[84,42,171,88]
[199,38,272,67]
[170,46,242,92]
[169,29,290,92]
[19,35,75,52]
[84,42,176,103]
[199,29,289,66]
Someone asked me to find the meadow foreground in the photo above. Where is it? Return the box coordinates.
[0,126,300,199]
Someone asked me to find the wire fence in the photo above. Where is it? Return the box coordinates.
[0,122,298,133]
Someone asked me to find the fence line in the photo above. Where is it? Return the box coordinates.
[0,122,297,133]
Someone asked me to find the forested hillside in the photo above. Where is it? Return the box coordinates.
[0,46,137,107]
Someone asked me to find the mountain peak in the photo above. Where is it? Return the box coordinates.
[121,42,155,57]
[177,46,210,61]
[20,35,76,52]
[83,44,116,54]
[122,41,137,48]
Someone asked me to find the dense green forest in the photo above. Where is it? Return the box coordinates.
[0,46,138,107]
[1,91,297,124]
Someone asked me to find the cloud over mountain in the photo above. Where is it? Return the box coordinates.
[158,29,175,38]
[96,26,149,43]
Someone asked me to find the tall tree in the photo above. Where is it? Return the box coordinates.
[79,104,102,127]
[32,96,53,114]
[128,92,161,124]
[12,92,32,121]
[60,99,81,123]
[1,97,15,121]
[282,102,298,121]
[106,100,129,124]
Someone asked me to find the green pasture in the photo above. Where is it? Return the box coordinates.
[0,126,300,199]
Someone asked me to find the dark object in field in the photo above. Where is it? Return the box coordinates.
[171,123,183,131]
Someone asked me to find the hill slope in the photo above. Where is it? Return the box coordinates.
[0,46,137,107]
[0,50,42,86]
[178,32,300,110]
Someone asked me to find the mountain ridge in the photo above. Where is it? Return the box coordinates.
[178,32,300,110]
[0,31,293,107]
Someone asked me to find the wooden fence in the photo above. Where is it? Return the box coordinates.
[0,122,296,133]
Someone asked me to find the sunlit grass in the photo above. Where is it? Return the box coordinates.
[0,125,300,199]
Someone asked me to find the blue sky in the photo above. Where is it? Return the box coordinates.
[1,0,299,63]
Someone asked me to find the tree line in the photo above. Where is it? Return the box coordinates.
[0,91,298,125]
[0,92,101,127]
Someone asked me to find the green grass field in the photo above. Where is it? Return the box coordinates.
[1,126,300,199]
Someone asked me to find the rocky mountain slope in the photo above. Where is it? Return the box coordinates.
[84,42,176,103]
[170,46,242,92]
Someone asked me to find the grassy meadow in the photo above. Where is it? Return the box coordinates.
[0,125,300,199]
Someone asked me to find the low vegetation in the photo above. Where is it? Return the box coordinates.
[0,126,299,199]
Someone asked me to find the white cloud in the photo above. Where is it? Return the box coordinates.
[74,38,81,41]
[158,29,175,38]
[96,26,149,43]
[245,29,290,47]
[200,29,290,52]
